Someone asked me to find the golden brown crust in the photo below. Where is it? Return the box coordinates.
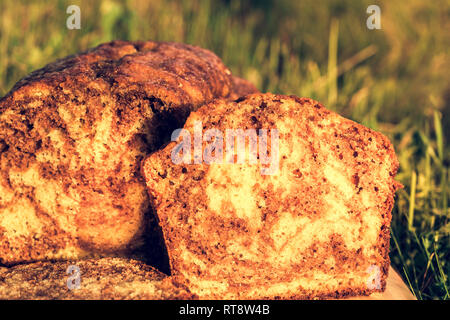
[0,257,197,300]
[143,93,402,299]
[228,76,259,100]
[0,40,236,265]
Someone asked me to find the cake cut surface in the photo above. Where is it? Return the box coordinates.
[0,257,196,300]
[0,40,247,265]
[143,93,402,299]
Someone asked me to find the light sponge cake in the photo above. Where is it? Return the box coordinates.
[0,40,238,265]
[0,257,196,300]
[142,93,402,299]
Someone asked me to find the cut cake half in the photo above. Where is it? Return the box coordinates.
[0,40,245,266]
[142,93,402,299]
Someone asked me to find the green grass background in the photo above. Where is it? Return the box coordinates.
[0,0,448,300]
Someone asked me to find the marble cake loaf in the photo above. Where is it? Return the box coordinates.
[143,93,402,299]
[0,257,196,299]
[0,40,257,266]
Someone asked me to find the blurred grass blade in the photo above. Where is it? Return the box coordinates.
[408,170,417,231]
[433,110,444,161]
[327,18,338,107]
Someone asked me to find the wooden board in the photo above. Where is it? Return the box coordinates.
[338,266,416,300]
